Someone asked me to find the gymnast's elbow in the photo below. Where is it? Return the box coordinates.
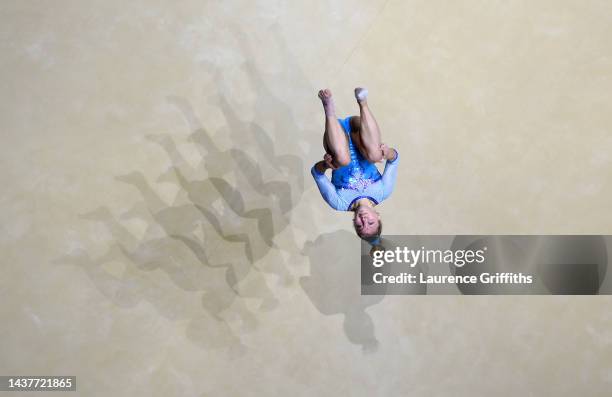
[318,196,340,211]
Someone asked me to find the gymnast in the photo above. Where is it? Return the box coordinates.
[311,88,399,243]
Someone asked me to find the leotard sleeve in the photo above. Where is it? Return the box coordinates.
[311,165,345,211]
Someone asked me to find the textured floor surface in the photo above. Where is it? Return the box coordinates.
[2,1,612,396]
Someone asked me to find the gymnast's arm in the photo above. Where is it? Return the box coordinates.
[381,148,399,200]
[311,161,344,210]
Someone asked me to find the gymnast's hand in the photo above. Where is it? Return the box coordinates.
[380,143,397,162]
[324,153,340,170]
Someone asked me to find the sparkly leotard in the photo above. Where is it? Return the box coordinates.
[311,116,400,212]
[331,116,382,190]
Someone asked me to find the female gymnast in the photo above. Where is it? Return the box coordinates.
[311,88,399,243]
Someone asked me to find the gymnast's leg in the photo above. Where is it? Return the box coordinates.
[353,87,383,163]
[319,89,350,168]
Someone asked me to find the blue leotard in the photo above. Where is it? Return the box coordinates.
[331,116,382,190]
[311,116,399,211]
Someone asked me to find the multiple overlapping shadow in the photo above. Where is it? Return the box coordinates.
[53,23,383,354]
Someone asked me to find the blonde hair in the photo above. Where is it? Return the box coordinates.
[369,243,385,257]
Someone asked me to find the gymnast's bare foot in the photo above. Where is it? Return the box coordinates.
[354,87,369,105]
[318,89,336,117]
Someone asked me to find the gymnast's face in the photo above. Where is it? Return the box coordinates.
[353,206,380,238]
